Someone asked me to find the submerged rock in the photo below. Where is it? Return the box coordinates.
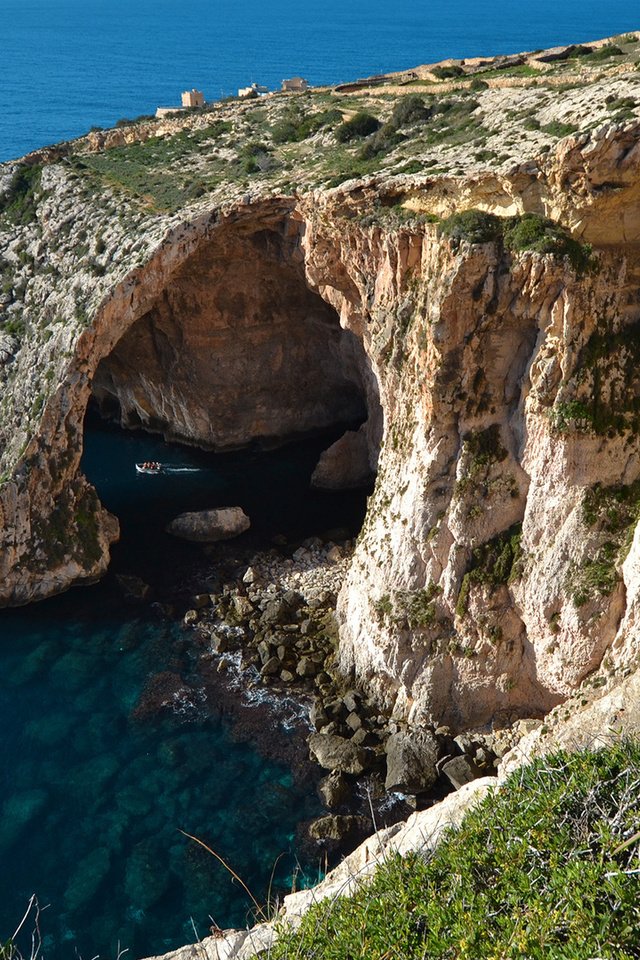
[166,507,250,542]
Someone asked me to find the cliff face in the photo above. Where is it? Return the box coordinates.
[2,38,640,727]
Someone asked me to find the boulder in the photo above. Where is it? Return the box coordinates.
[261,598,291,625]
[166,507,250,542]
[296,656,317,678]
[115,574,151,600]
[308,733,368,775]
[311,427,374,490]
[308,814,372,844]
[441,755,485,790]
[318,771,353,808]
[385,730,440,793]
[309,701,330,730]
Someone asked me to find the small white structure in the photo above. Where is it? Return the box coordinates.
[281,77,309,92]
[238,82,270,99]
[156,88,205,118]
[182,88,204,108]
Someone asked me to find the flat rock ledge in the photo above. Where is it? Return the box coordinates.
[142,778,494,960]
[166,507,251,542]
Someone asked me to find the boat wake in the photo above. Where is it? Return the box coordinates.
[163,465,202,474]
[135,463,203,475]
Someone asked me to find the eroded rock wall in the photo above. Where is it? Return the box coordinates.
[2,121,640,735]
[296,166,640,728]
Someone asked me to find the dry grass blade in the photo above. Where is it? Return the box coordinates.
[179,829,268,921]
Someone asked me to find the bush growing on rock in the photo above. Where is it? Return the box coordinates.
[439,208,503,244]
[335,112,381,142]
[389,95,431,128]
[440,209,592,273]
[503,212,592,273]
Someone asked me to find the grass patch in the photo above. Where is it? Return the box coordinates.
[0,165,43,225]
[440,209,592,273]
[540,119,579,137]
[456,523,523,616]
[271,741,640,960]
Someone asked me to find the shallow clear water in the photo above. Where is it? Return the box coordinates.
[0,0,638,162]
[0,416,368,958]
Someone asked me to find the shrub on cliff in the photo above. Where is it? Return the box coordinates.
[335,112,381,142]
[389,94,431,128]
[271,741,640,959]
[0,165,42,226]
[440,209,592,273]
[503,212,592,273]
[439,208,503,244]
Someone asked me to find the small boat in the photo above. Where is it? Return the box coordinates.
[135,461,163,474]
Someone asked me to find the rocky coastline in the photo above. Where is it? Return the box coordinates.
[158,530,543,865]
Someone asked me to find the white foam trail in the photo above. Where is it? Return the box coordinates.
[163,465,202,474]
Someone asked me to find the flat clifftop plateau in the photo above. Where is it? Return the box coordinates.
[1,31,640,736]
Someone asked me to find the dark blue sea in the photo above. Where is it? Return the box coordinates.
[1,416,369,959]
[0,0,638,162]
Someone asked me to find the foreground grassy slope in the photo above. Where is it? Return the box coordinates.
[272,742,640,960]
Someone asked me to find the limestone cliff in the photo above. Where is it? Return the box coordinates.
[2,32,640,733]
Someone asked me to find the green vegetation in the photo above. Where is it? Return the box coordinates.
[570,542,620,607]
[431,64,465,80]
[605,96,637,121]
[440,209,503,244]
[584,44,624,62]
[271,741,640,960]
[474,63,541,80]
[335,112,381,142]
[454,424,509,497]
[583,479,640,535]
[456,523,522,616]
[0,164,43,225]
[69,121,232,212]
[568,478,640,607]
[374,582,441,629]
[440,209,593,273]
[503,212,593,273]
[540,119,580,138]
[389,94,431,127]
[552,318,640,437]
[271,107,342,143]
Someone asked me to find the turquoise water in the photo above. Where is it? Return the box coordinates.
[0,0,638,162]
[0,416,368,958]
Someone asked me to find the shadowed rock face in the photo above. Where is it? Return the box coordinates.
[92,221,368,449]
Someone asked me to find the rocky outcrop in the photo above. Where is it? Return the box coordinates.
[311,425,374,489]
[2,37,640,738]
[166,507,250,542]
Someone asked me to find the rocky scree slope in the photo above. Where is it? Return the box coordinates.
[1,35,640,737]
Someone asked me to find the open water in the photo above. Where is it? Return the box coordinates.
[0,0,638,162]
[0,416,368,958]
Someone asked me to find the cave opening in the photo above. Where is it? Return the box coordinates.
[91,221,376,455]
[83,215,380,585]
